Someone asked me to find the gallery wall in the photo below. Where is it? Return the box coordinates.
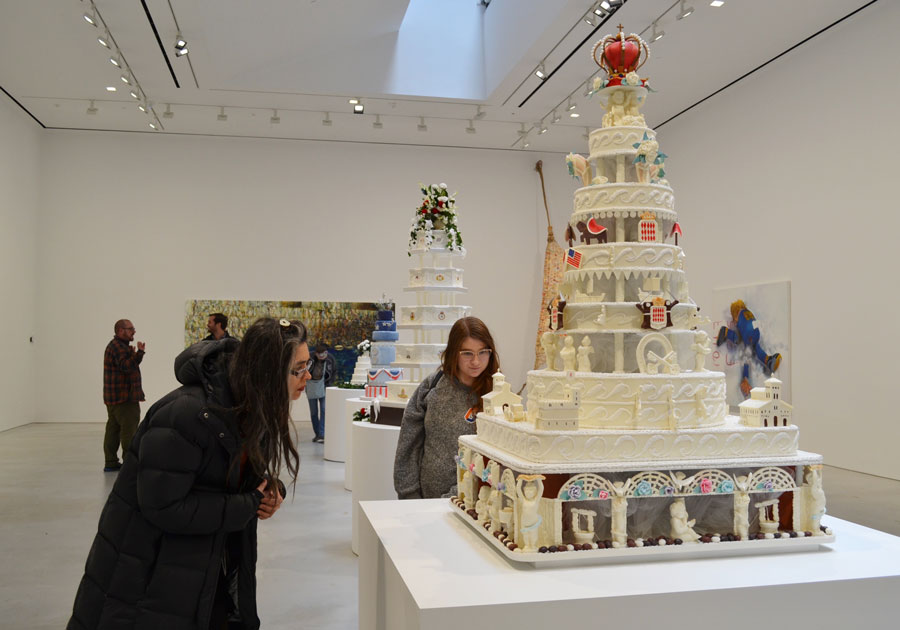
[0,97,40,433]
[32,131,574,427]
[657,1,898,479]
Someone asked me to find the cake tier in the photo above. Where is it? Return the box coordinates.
[568,242,683,273]
[409,229,466,257]
[370,342,396,365]
[409,267,464,289]
[573,183,675,223]
[546,328,706,373]
[367,367,404,387]
[386,380,417,402]
[563,268,687,304]
[562,302,702,332]
[526,369,727,430]
[395,343,444,365]
[371,330,399,341]
[374,320,396,332]
[376,309,394,321]
[588,126,656,161]
[469,414,801,469]
[398,305,470,327]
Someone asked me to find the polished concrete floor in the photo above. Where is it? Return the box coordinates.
[1,421,898,629]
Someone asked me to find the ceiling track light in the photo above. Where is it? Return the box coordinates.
[523,137,531,149]
[567,99,577,111]
[149,122,158,130]
[348,98,360,105]
[137,103,147,113]
[97,31,110,48]
[584,13,597,27]
[106,86,116,92]
[322,112,332,127]
[162,104,174,119]
[109,56,121,68]
[535,62,546,80]
[373,114,383,130]
[551,111,561,124]
[651,21,665,42]
[538,122,548,134]
[417,116,427,132]
[270,109,280,124]
[474,105,486,120]
[677,1,695,19]
[129,89,140,100]
[710,1,725,7]
[465,120,476,134]
[217,106,227,122]
[121,73,133,85]
[174,33,188,57]
[86,100,98,115]
[517,123,528,137]
[83,9,97,27]
[583,126,590,141]
[353,104,364,114]
[570,111,581,118]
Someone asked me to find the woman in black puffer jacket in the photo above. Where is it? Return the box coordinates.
[68,318,311,630]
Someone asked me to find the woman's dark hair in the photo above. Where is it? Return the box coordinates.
[229,317,307,488]
[441,316,500,410]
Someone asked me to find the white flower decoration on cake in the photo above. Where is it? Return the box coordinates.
[625,71,641,86]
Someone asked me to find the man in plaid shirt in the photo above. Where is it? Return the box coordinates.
[102,319,146,472]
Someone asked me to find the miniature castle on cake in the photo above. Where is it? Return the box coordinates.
[451,28,831,562]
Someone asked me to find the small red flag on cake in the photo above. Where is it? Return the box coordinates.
[566,248,582,268]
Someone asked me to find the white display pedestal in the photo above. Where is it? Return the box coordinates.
[323,386,360,462]
[350,421,400,556]
[344,396,369,491]
[359,500,899,630]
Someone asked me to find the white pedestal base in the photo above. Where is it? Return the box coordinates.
[350,421,400,555]
[324,387,360,462]
[359,500,899,630]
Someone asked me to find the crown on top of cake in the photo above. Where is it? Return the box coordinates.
[591,24,650,89]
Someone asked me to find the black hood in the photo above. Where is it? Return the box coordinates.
[174,338,240,393]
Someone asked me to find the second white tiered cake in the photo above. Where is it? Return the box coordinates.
[387,184,472,401]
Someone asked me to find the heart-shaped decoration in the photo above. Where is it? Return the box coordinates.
[603,40,640,72]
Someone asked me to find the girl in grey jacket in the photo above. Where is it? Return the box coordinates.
[393,317,500,499]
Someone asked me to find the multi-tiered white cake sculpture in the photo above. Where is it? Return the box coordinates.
[350,340,371,387]
[366,297,404,398]
[386,184,472,402]
[451,28,832,565]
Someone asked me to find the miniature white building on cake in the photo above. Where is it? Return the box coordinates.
[535,378,580,431]
[739,377,792,428]
[482,372,521,417]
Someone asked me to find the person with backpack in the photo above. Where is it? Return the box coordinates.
[305,343,336,443]
[393,317,500,499]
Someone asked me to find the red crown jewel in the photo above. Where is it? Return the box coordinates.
[592,24,649,86]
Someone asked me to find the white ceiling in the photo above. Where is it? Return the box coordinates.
[0,0,876,152]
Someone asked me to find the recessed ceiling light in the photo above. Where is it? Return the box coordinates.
[106,86,116,92]
[569,111,581,118]
[348,98,360,105]
[710,0,724,6]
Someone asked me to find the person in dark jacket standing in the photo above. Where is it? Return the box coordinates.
[102,319,146,472]
[305,343,336,443]
[204,312,233,341]
[69,317,311,630]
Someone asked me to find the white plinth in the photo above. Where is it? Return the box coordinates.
[324,387,360,462]
[350,421,400,556]
[344,397,369,491]
[359,500,900,630]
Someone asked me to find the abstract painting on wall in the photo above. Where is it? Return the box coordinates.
[709,280,791,412]
[185,300,382,383]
